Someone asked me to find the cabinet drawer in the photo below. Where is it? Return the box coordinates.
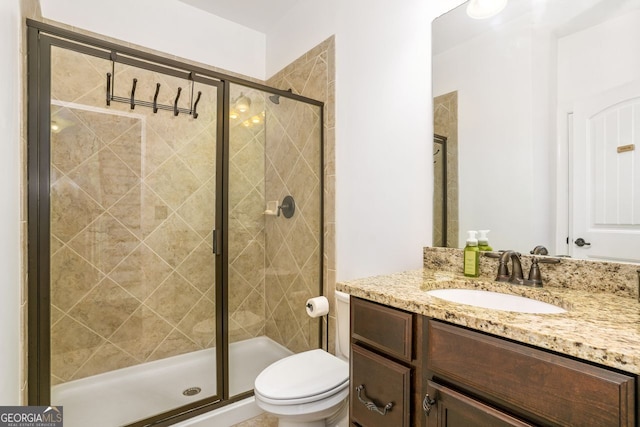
[427,320,635,426]
[352,297,413,361]
[351,344,411,427]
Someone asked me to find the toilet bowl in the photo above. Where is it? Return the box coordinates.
[254,291,350,427]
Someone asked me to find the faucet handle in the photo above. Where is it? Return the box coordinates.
[527,258,543,286]
[537,257,561,264]
[530,245,549,255]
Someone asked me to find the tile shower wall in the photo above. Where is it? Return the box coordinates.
[433,91,459,248]
[266,37,334,353]
[227,87,266,344]
[28,23,332,390]
[49,46,220,384]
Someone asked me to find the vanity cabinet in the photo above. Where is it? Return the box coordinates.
[349,297,637,427]
[350,297,424,427]
[425,320,637,427]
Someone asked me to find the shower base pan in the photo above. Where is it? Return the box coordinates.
[52,336,292,427]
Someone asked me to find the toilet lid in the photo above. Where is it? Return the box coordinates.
[255,349,348,400]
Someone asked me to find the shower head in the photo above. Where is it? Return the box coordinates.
[268,88,293,105]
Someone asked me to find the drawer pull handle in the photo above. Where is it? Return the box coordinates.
[423,393,436,416]
[356,385,393,416]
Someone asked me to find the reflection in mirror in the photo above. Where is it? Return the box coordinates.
[433,94,458,248]
[432,0,640,261]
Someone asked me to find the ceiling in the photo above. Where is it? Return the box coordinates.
[433,0,640,55]
[178,0,302,33]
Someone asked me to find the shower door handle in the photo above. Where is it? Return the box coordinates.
[212,229,221,255]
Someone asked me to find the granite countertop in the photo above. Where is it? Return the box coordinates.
[337,269,640,374]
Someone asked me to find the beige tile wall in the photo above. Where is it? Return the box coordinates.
[49,47,220,384]
[227,87,266,343]
[433,91,459,248]
[267,36,336,353]
[261,93,323,352]
[22,17,335,399]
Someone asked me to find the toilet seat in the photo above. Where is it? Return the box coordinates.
[254,349,349,405]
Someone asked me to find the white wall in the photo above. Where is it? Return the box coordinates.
[432,15,556,251]
[0,0,22,406]
[333,0,433,280]
[39,0,267,80]
[265,0,337,78]
[557,11,640,105]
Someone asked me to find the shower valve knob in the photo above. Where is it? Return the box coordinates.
[277,195,296,219]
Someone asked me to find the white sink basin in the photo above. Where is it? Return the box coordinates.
[427,289,566,314]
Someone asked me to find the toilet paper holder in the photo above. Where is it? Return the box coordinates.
[305,296,329,318]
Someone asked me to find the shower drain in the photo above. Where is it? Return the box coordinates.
[183,387,202,397]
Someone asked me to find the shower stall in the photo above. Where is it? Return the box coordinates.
[27,21,324,426]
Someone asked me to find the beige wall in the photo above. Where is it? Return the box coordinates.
[228,36,332,353]
[267,36,336,353]
[49,46,220,384]
[227,86,267,344]
[24,21,335,391]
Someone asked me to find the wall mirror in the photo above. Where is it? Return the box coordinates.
[432,0,640,263]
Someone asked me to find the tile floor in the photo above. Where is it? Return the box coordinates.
[231,413,278,427]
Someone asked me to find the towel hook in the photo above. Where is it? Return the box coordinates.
[174,87,182,116]
[106,73,112,106]
[130,78,137,110]
[192,91,202,119]
[152,83,161,113]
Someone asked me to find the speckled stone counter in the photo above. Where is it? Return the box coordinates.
[337,268,640,374]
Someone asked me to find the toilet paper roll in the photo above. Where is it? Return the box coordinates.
[305,296,329,318]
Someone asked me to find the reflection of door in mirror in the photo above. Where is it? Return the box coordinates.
[433,92,459,247]
[557,9,640,263]
[572,82,640,264]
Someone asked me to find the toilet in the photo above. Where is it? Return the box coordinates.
[254,291,350,427]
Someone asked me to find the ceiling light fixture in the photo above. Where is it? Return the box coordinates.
[50,116,75,134]
[466,0,508,19]
[234,93,251,113]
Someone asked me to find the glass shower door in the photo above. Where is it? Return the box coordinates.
[46,42,222,426]
[226,82,324,397]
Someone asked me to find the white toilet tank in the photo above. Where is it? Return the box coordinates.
[334,290,350,361]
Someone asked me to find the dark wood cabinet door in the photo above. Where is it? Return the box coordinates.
[425,381,535,427]
[351,344,411,427]
[427,320,636,427]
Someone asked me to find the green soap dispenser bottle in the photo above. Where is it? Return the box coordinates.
[478,229,493,251]
[463,230,480,277]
